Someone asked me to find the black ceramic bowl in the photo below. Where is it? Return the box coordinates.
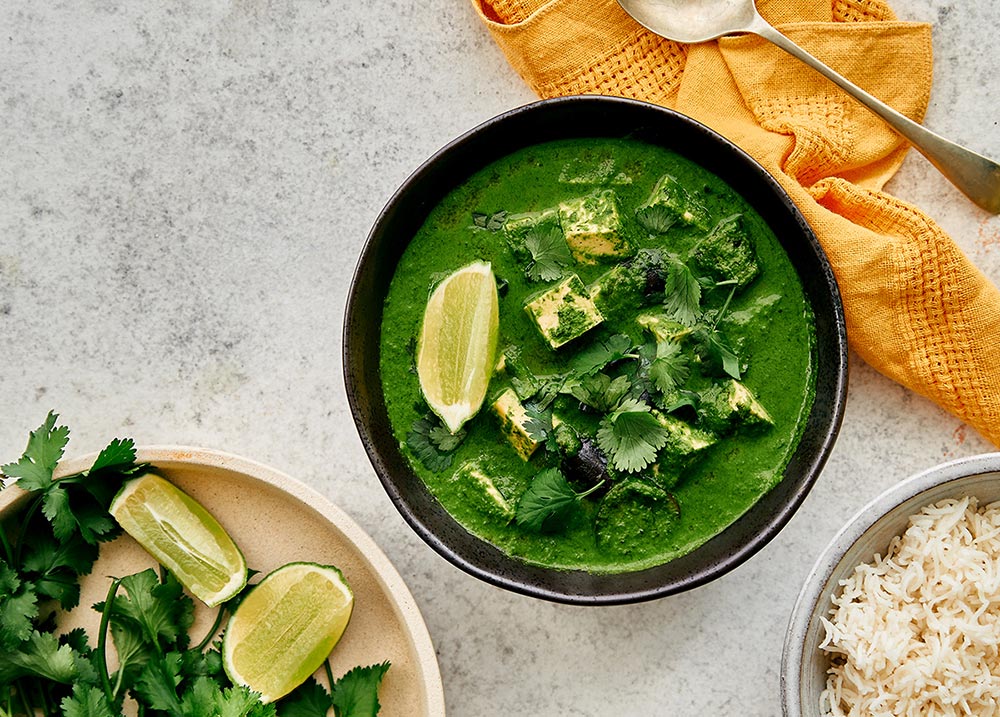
[344,96,848,605]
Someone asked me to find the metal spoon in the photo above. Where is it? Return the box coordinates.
[616,0,1000,213]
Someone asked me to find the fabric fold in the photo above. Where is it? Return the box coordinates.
[472,0,1000,446]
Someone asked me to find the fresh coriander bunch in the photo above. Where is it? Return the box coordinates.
[0,413,390,717]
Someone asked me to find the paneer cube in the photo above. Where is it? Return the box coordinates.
[698,380,773,435]
[637,173,711,232]
[453,460,515,519]
[492,388,541,460]
[501,207,563,264]
[588,249,667,320]
[636,312,692,344]
[498,346,542,401]
[558,189,634,264]
[523,274,604,349]
[652,411,717,474]
[692,214,760,289]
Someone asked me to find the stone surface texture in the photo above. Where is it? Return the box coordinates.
[2,1,999,715]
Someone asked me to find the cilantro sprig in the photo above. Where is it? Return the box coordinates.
[406,412,467,472]
[596,399,671,473]
[1,414,392,717]
[524,225,573,282]
[514,468,604,534]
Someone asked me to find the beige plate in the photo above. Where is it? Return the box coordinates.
[0,446,446,716]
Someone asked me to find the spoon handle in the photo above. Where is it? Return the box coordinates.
[749,17,1000,214]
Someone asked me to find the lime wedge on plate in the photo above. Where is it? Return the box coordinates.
[222,562,355,703]
[109,473,247,607]
[417,260,499,433]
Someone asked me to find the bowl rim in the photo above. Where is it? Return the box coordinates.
[0,445,447,716]
[344,94,848,605]
[780,451,1000,716]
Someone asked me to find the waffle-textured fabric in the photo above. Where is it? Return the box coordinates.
[472,0,1000,446]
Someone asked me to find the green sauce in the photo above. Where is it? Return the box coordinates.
[380,138,816,573]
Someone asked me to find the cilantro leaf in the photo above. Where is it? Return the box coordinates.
[0,629,90,684]
[89,437,138,474]
[331,661,392,717]
[0,560,37,649]
[596,399,670,473]
[109,570,194,651]
[71,494,119,544]
[693,326,742,380]
[61,683,117,717]
[571,334,633,375]
[214,683,276,717]
[648,341,690,395]
[521,407,552,447]
[514,469,603,534]
[179,675,223,716]
[566,373,631,413]
[635,204,677,234]
[22,533,98,609]
[406,414,466,472]
[524,225,573,282]
[427,425,464,452]
[42,485,77,542]
[180,644,225,681]
[217,678,277,717]
[472,210,507,231]
[662,389,701,413]
[663,257,702,326]
[133,651,185,715]
[278,678,333,717]
[515,469,577,533]
[1,411,69,491]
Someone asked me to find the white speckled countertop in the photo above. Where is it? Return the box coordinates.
[2,1,999,715]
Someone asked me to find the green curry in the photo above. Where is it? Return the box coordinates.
[379,138,816,574]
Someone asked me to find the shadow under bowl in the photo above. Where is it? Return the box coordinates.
[344,95,848,605]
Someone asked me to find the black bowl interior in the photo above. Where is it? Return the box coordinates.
[344,96,848,605]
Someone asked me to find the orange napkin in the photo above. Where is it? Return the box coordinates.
[472,0,1000,446]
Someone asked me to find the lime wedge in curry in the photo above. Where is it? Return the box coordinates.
[222,562,355,703]
[417,260,500,433]
[109,473,247,607]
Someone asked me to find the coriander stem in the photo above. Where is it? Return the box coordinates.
[712,285,738,329]
[194,606,227,651]
[323,660,336,691]
[34,681,53,717]
[97,577,123,702]
[0,524,13,566]
[12,495,44,567]
[14,680,33,717]
[576,480,606,500]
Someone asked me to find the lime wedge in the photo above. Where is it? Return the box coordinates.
[109,473,247,607]
[417,260,499,433]
[222,562,355,703]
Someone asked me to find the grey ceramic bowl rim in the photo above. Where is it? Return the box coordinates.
[781,451,1000,716]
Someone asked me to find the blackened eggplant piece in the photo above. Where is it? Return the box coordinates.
[561,435,612,495]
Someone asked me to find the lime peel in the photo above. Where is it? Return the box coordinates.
[222,562,355,703]
[109,473,247,607]
[417,260,500,434]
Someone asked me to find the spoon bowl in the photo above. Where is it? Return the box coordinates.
[616,0,1000,213]
[617,0,755,43]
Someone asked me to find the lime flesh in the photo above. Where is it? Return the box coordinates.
[109,473,247,607]
[222,562,354,703]
[417,260,499,433]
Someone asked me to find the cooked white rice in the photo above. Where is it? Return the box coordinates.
[820,496,1000,716]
